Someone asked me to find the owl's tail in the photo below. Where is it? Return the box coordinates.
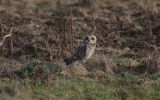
[64,57,75,65]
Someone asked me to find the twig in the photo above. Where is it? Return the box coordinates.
[0,33,12,47]
[7,0,11,21]
[0,27,13,47]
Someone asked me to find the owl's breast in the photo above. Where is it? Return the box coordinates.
[85,44,96,59]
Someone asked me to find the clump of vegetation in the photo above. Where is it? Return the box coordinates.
[15,59,59,84]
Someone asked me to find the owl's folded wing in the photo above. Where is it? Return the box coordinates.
[72,44,87,60]
[64,44,87,65]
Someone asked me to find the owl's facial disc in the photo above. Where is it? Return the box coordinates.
[89,35,97,44]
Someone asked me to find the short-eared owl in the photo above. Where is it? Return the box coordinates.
[64,34,97,65]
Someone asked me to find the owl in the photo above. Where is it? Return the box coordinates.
[64,34,97,65]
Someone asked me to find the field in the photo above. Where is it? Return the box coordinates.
[0,0,160,100]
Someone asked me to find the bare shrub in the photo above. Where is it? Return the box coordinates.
[145,47,159,74]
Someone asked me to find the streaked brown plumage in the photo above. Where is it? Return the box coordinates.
[64,34,97,65]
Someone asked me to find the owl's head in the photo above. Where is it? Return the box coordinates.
[84,34,97,44]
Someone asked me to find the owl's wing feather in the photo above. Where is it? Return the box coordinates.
[72,44,87,60]
[64,43,87,65]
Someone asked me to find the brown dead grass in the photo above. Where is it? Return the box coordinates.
[0,0,160,82]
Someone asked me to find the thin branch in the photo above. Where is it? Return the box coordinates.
[0,27,13,47]
[0,33,11,47]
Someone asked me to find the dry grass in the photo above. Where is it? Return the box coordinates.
[0,0,160,99]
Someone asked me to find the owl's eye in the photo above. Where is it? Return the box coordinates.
[85,37,88,40]
[91,37,95,40]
